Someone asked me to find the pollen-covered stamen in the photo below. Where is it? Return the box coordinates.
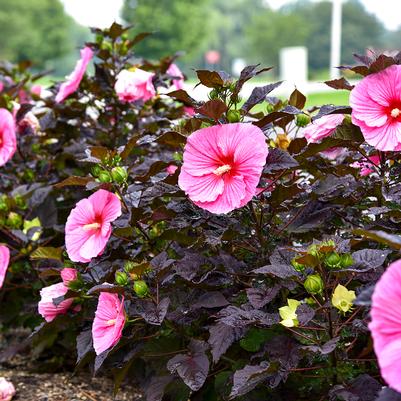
[106,319,116,326]
[213,164,232,176]
[391,108,401,118]
[82,222,101,231]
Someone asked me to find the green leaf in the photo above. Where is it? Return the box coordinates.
[31,246,63,261]
[240,328,270,352]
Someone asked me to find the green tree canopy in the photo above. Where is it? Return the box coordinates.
[245,0,385,76]
[121,0,212,66]
[0,0,77,69]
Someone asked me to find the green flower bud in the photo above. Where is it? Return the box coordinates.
[111,166,128,184]
[227,110,241,123]
[304,274,324,295]
[209,89,219,100]
[113,155,122,165]
[124,260,135,273]
[266,103,275,113]
[296,113,311,127]
[91,165,102,177]
[14,194,27,210]
[308,244,320,258]
[0,195,9,212]
[291,257,305,272]
[324,252,342,269]
[133,280,148,298]
[115,271,129,286]
[6,212,23,229]
[340,253,354,268]
[98,170,112,183]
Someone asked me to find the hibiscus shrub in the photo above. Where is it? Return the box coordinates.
[2,23,401,401]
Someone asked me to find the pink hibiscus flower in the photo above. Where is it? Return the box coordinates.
[369,259,401,393]
[38,268,78,322]
[178,123,268,214]
[0,377,15,401]
[303,114,345,143]
[65,189,122,263]
[0,245,10,289]
[350,65,401,151]
[114,69,156,103]
[55,46,93,103]
[351,155,381,176]
[0,109,16,167]
[92,292,126,355]
[166,164,178,175]
[167,63,185,90]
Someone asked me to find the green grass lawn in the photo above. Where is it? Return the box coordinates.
[306,90,349,107]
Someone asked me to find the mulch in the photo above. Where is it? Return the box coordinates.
[0,369,143,401]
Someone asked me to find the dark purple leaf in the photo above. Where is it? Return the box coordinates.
[167,339,209,391]
[246,285,281,309]
[208,323,246,363]
[253,264,298,279]
[264,148,298,172]
[242,82,282,111]
[229,361,271,398]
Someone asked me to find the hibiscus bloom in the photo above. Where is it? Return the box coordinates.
[369,259,401,393]
[38,268,78,322]
[114,69,156,103]
[0,377,15,401]
[350,65,401,151]
[55,46,93,103]
[167,63,185,90]
[178,123,268,214]
[65,189,121,263]
[92,291,126,355]
[0,245,10,289]
[351,155,380,176]
[303,114,345,143]
[0,109,16,167]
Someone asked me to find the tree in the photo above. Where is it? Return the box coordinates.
[244,5,311,73]
[244,0,386,76]
[121,0,212,66]
[0,0,75,69]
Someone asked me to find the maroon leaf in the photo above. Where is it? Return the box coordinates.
[167,339,209,391]
[196,99,227,121]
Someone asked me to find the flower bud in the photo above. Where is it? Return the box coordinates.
[324,252,342,269]
[304,274,324,295]
[14,194,27,210]
[124,260,135,273]
[209,89,219,100]
[307,244,320,258]
[266,103,275,113]
[296,113,311,127]
[227,110,241,123]
[111,166,128,184]
[91,165,102,177]
[115,271,129,286]
[0,195,9,212]
[98,170,112,183]
[291,257,305,272]
[6,212,22,229]
[133,280,148,298]
[340,253,354,268]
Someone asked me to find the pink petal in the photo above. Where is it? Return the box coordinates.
[79,231,109,261]
[179,169,224,203]
[0,108,17,167]
[0,245,10,288]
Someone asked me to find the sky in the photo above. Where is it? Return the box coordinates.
[60,0,400,31]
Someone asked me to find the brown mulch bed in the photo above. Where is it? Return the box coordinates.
[0,369,143,401]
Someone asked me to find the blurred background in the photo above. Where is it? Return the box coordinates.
[0,0,399,85]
